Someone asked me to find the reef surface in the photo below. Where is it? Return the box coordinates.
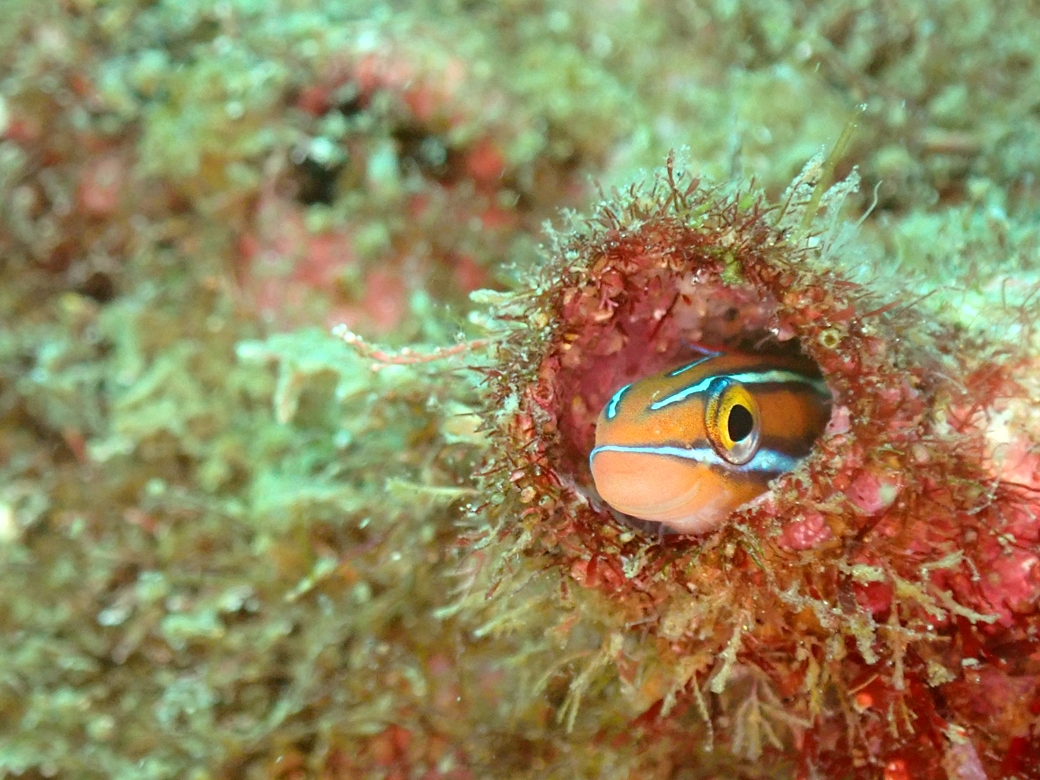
[2,1,1040,778]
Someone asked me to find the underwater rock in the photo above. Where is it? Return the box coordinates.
[468,153,1040,777]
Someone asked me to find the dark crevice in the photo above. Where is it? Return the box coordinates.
[292,156,346,206]
[79,271,117,303]
[393,125,462,185]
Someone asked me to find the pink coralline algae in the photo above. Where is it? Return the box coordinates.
[471,155,1040,778]
[234,30,553,333]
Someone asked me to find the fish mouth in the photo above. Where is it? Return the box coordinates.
[610,491,733,536]
[590,449,739,534]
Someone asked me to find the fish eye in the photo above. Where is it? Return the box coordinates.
[705,378,761,465]
[727,404,754,442]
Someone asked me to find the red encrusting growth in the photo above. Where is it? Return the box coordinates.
[472,155,1040,777]
[235,31,559,333]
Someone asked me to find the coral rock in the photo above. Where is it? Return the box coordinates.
[468,154,1040,778]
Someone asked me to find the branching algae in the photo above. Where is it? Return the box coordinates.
[458,153,1040,778]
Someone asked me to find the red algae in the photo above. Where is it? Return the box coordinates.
[234,25,590,334]
[467,154,1040,777]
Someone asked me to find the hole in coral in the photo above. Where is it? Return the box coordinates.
[293,156,346,206]
[552,278,785,474]
[79,271,116,303]
[542,265,831,534]
[335,91,364,119]
[392,125,462,185]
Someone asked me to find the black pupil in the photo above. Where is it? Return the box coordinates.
[728,405,754,442]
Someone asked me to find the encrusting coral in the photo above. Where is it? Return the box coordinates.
[6,1,1040,778]
[460,152,1040,778]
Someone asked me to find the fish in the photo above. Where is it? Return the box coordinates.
[589,352,832,534]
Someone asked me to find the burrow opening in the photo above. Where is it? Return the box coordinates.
[545,265,831,527]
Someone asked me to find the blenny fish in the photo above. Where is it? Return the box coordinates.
[589,353,832,534]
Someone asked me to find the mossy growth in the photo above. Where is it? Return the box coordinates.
[3,0,1040,778]
[0,236,492,778]
[457,155,1040,777]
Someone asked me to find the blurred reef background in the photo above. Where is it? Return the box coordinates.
[2,0,1040,778]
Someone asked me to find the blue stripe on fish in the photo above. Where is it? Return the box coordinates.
[605,383,632,420]
[666,355,716,377]
[590,443,799,474]
[650,369,829,410]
